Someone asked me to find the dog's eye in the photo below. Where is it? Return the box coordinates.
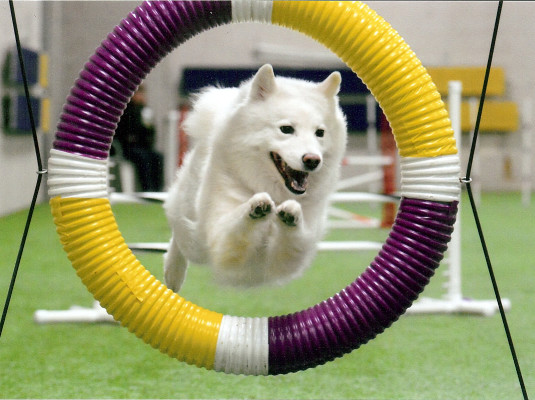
[315,129,325,138]
[280,125,295,135]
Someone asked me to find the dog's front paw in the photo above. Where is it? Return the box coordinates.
[277,200,302,227]
[249,192,275,220]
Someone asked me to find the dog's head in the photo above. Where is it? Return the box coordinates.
[229,64,347,198]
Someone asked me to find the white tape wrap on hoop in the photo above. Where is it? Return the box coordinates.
[48,149,109,198]
[231,0,273,23]
[214,316,269,375]
[400,154,461,202]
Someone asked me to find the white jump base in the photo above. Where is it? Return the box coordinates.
[34,301,115,324]
[407,297,511,317]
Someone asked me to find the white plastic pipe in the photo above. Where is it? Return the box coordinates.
[447,81,463,303]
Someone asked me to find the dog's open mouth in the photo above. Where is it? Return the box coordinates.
[270,152,309,195]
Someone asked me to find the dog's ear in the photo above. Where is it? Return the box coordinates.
[318,71,342,98]
[249,64,276,100]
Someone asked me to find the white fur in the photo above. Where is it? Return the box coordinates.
[164,64,347,291]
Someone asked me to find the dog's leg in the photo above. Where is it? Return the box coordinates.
[208,192,275,281]
[163,237,188,293]
[267,200,317,283]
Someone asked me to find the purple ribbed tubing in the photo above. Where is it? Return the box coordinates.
[268,198,458,374]
[53,1,232,159]
[52,0,459,375]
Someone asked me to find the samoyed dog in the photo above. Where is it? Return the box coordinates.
[164,64,347,291]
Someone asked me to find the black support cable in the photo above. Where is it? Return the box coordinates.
[462,2,528,399]
[0,0,47,338]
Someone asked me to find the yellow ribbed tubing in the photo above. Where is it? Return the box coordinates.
[50,197,223,369]
[272,1,457,158]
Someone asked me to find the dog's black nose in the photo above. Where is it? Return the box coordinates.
[302,154,321,171]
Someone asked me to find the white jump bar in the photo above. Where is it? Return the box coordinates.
[127,241,383,253]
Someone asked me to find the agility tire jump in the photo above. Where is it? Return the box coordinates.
[48,0,460,375]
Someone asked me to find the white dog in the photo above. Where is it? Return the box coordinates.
[164,64,347,291]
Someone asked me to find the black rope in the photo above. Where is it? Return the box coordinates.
[462,2,528,399]
[0,0,46,338]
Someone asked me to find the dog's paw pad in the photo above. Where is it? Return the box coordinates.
[277,210,296,226]
[277,200,301,227]
[250,203,271,219]
[249,193,273,219]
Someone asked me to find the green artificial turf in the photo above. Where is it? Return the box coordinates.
[0,192,533,399]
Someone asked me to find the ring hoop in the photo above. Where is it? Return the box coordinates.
[48,1,460,375]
